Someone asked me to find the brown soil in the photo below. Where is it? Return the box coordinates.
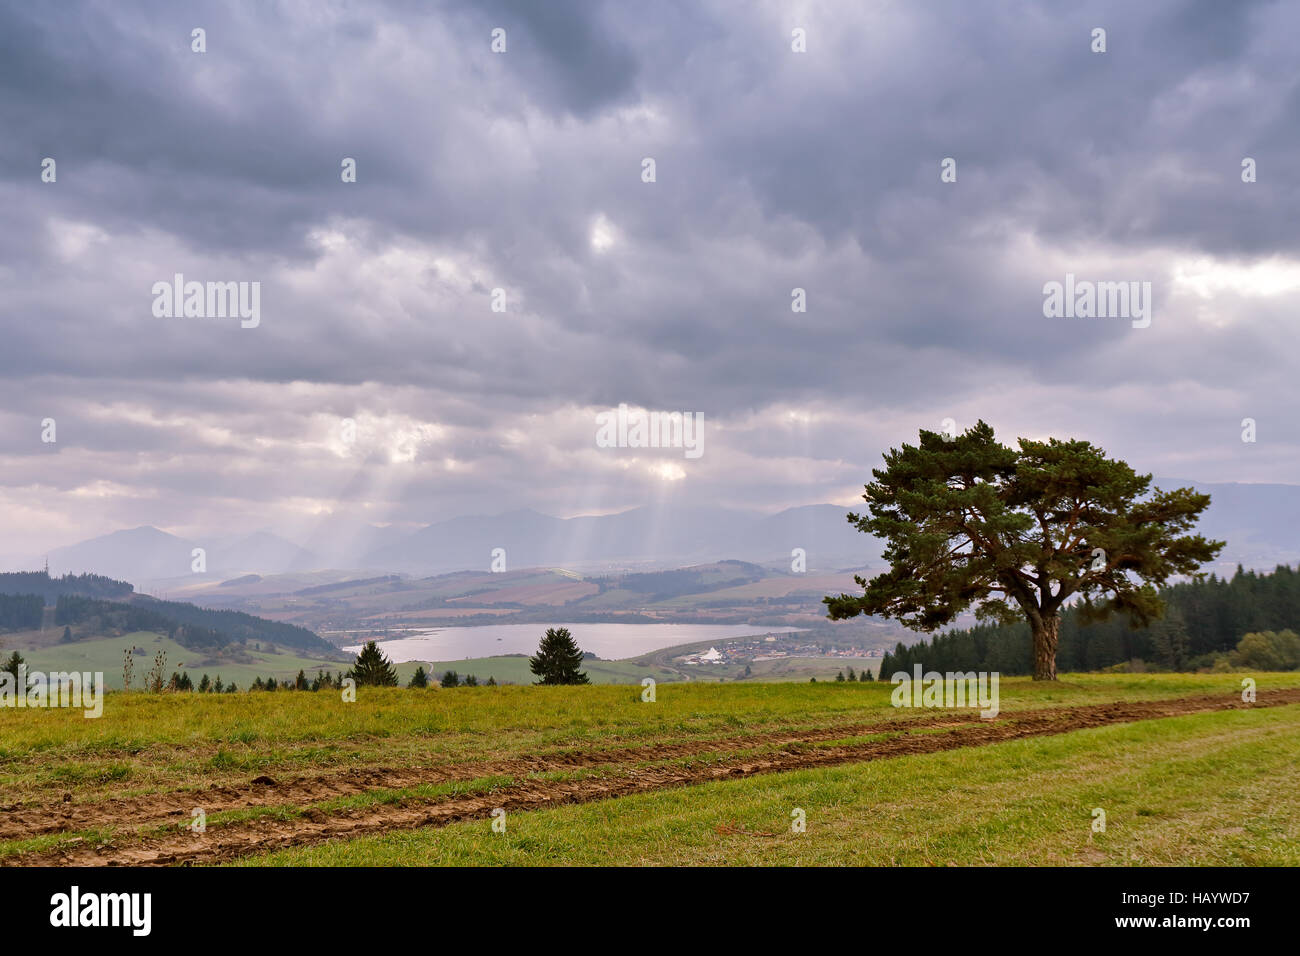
[7,688,1296,866]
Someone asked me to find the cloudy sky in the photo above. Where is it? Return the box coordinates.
[2,0,1298,564]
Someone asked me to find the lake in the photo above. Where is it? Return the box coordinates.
[343,622,791,663]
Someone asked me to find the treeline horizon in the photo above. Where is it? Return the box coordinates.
[0,570,135,602]
[52,594,335,655]
[880,564,1300,676]
[0,570,333,655]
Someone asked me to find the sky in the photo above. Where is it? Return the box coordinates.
[2,0,1298,564]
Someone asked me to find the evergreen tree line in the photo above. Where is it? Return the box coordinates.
[53,594,333,654]
[436,670,497,687]
[134,668,372,693]
[249,670,341,692]
[0,570,134,603]
[55,596,229,651]
[0,593,44,630]
[127,596,332,653]
[240,666,506,691]
[834,667,875,682]
[164,671,238,693]
[880,564,1300,676]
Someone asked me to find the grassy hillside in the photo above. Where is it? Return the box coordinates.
[14,632,343,691]
[392,655,681,686]
[243,704,1300,866]
[2,673,1298,866]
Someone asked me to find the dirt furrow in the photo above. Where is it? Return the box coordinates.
[0,714,984,839]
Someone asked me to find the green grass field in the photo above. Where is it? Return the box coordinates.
[12,632,344,691]
[240,704,1300,866]
[1,672,1295,866]
[391,654,683,686]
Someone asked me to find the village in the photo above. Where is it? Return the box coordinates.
[674,632,883,667]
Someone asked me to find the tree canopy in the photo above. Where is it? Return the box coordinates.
[825,421,1223,679]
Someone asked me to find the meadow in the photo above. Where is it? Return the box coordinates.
[245,705,1300,866]
[13,632,343,691]
[2,672,1297,866]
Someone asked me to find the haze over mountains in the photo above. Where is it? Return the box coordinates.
[44,527,321,583]
[30,480,1300,587]
[44,503,881,584]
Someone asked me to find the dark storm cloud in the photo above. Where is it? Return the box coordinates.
[1,0,1298,553]
[439,0,641,117]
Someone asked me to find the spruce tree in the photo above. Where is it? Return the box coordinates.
[1150,606,1190,669]
[2,650,24,680]
[529,627,590,685]
[441,670,459,688]
[408,665,428,688]
[350,641,399,687]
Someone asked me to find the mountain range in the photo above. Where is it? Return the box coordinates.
[37,480,1300,584]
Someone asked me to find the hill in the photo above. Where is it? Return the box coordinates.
[53,593,337,655]
[0,570,337,657]
[48,526,321,583]
[0,569,135,602]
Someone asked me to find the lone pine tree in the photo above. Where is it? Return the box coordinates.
[824,421,1223,680]
[350,640,399,687]
[529,627,590,685]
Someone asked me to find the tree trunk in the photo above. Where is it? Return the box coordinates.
[1031,613,1060,681]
